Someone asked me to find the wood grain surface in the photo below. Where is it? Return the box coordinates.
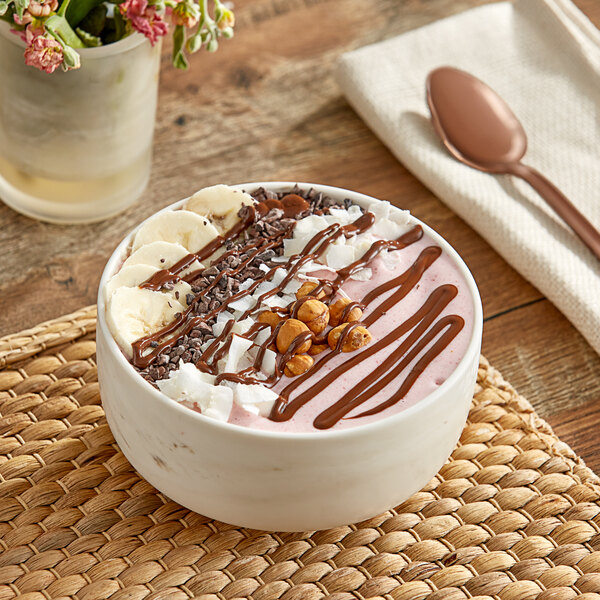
[0,0,598,470]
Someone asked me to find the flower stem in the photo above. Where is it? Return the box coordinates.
[45,14,85,48]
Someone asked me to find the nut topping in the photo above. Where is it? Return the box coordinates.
[327,323,372,352]
[329,298,363,327]
[280,193,310,218]
[276,318,312,354]
[284,354,314,377]
[296,281,325,299]
[308,343,328,356]
[257,310,283,330]
[296,298,329,334]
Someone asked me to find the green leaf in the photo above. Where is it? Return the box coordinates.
[172,24,189,70]
[65,0,106,28]
[113,9,126,40]
[45,14,86,48]
[0,1,10,17]
[78,3,107,36]
[76,26,102,46]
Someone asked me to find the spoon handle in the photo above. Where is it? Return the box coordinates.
[508,162,600,260]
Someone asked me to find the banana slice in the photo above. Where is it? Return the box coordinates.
[105,264,194,305]
[107,286,186,358]
[185,184,254,233]
[104,264,159,302]
[123,240,203,277]
[131,210,219,254]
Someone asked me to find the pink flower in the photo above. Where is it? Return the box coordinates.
[120,0,168,46]
[27,0,59,18]
[11,20,44,43]
[169,1,199,28]
[13,11,33,28]
[216,8,235,31]
[24,34,63,74]
[12,0,57,28]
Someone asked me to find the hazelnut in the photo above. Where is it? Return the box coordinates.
[308,343,328,356]
[257,310,283,329]
[296,298,329,334]
[276,318,312,354]
[284,354,314,377]
[255,202,269,217]
[296,281,325,299]
[329,298,363,327]
[327,323,372,352]
[264,198,283,211]
[280,193,310,218]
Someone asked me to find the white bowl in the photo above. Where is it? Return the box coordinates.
[97,182,483,531]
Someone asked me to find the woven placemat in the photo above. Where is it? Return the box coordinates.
[1,306,599,600]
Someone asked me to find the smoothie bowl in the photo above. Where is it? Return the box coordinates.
[97,182,483,531]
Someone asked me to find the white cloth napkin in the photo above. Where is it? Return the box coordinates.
[336,0,600,355]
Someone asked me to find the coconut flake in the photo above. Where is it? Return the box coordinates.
[347,204,363,219]
[253,280,276,298]
[352,234,377,257]
[217,311,235,323]
[254,327,271,347]
[325,243,356,269]
[232,317,254,335]
[212,322,227,337]
[262,295,289,309]
[294,214,329,238]
[271,268,287,287]
[327,208,352,224]
[298,259,337,274]
[368,199,391,220]
[389,207,412,226]
[233,383,278,417]
[223,334,254,373]
[260,348,277,375]
[350,268,373,281]
[372,218,410,241]
[284,236,311,257]
[282,279,302,295]
[204,386,233,421]
[157,363,232,422]
[228,295,256,313]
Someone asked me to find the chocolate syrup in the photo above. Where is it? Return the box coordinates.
[140,206,257,292]
[129,200,465,429]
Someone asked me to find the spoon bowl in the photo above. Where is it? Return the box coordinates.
[426,66,600,260]
[427,67,527,171]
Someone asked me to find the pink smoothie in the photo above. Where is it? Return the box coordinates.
[229,232,474,432]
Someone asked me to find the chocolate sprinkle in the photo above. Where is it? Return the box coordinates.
[138,187,357,382]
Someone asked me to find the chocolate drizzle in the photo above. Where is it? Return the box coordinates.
[140,207,257,292]
[128,195,466,429]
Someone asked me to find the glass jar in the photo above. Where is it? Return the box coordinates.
[0,24,161,223]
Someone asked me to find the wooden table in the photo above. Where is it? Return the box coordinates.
[1,0,598,471]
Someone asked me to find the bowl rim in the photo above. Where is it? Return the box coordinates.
[97,181,483,441]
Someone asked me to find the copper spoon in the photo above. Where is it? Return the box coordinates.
[426,66,600,260]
